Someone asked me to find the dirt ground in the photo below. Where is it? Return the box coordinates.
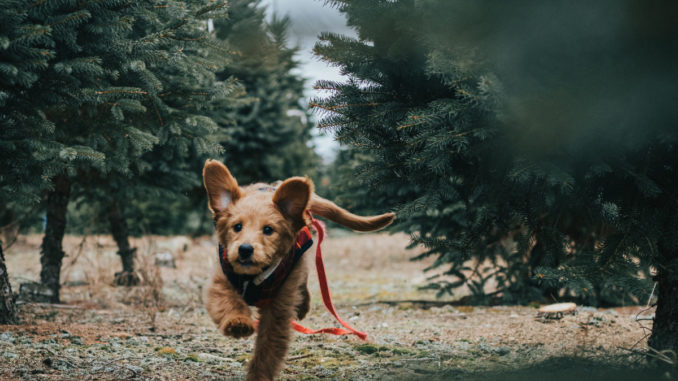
[0,231,662,380]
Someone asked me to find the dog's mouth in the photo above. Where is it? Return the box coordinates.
[231,258,265,275]
[236,259,255,268]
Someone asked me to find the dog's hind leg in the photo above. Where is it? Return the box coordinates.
[206,270,255,338]
[295,282,310,321]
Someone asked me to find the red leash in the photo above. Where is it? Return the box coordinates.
[290,217,368,341]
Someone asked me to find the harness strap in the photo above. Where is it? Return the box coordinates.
[219,212,368,340]
[219,227,312,308]
[253,256,282,286]
[289,216,368,341]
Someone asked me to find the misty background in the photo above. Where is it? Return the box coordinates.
[260,0,353,162]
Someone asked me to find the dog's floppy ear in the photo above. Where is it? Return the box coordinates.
[273,177,313,228]
[203,160,242,214]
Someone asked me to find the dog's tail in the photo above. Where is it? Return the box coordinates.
[310,195,395,232]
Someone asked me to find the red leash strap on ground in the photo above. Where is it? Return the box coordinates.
[290,216,368,341]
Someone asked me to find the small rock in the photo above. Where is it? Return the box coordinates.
[64,279,89,287]
[109,337,123,347]
[0,332,14,343]
[18,282,55,303]
[493,346,511,356]
[125,364,144,374]
[477,342,491,353]
[126,337,140,346]
[155,252,176,268]
[316,368,334,377]
[2,352,18,359]
[197,353,239,366]
[69,336,84,345]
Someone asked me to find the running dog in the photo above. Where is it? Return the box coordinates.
[202,159,394,381]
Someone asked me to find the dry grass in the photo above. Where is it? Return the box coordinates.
[0,230,660,380]
[5,230,440,309]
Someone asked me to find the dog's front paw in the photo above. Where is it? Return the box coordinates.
[221,316,255,338]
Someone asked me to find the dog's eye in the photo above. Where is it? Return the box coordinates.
[262,226,274,236]
[233,223,242,233]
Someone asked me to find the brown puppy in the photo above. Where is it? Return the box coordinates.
[202,160,394,381]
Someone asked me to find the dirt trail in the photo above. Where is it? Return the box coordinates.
[0,232,656,380]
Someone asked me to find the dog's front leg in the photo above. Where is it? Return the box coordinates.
[206,269,255,338]
[247,299,294,381]
[248,265,307,381]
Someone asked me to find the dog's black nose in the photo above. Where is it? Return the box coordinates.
[238,243,254,260]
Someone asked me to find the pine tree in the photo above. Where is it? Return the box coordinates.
[13,0,233,299]
[143,0,320,236]
[315,0,678,353]
[68,1,235,285]
[212,0,319,185]
[41,0,318,240]
[313,0,518,301]
[104,0,320,237]
[0,0,56,321]
[0,244,16,324]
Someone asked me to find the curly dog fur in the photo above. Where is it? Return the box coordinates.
[202,160,394,380]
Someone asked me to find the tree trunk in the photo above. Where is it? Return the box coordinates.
[0,243,18,324]
[40,174,71,303]
[648,259,678,354]
[109,202,139,286]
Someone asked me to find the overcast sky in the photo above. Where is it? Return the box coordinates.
[260,0,356,162]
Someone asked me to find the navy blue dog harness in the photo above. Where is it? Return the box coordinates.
[218,227,313,308]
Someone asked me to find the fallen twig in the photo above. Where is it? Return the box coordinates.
[353,299,460,308]
[16,301,85,309]
[618,345,677,366]
[288,353,313,361]
[40,347,80,368]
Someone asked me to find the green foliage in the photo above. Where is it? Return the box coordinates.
[129,0,322,236]
[316,0,677,306]
[15,0,241,238]
[20,0,320,237]
[0,0,56,218]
